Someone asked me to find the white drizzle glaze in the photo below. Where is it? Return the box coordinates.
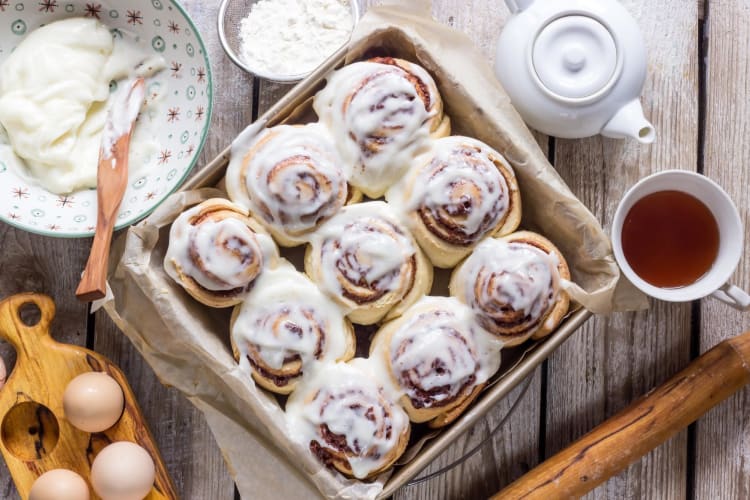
[232,263,350,370]
[226,123,347,241]
[383,296,501,407]
[313,60,436,197]
[457,238,561,325]
[309,202,417,306]
[101,78,145,161]
[164,203,277,291]
[285,359,409,479]
[229,119,267,162]
[389,136,510,240]
[226,119,266,202]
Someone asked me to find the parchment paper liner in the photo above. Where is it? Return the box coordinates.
[102,4,647,499]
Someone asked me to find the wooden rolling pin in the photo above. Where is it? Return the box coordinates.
[494,330,750,500]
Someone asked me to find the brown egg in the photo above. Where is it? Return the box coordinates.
[63,372,124,433]
[29,469,89,500]
[91,441,155,500]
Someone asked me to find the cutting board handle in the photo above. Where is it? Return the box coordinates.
[0,293,56,357]
[493,330,750,500]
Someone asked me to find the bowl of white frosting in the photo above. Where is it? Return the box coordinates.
[0,1,212,238]
[218,0,359,82]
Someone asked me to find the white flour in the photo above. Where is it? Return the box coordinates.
[239,0,353,76]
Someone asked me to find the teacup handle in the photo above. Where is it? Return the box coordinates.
[711,283,750,311]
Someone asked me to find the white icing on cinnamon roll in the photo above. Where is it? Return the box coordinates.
[231,263,355,393]
[164,199,277,307]
[305,201,433,325]
[387,136,521,267]
[450,232,570,346]
[391,297,499,406]
[285,359,410,479]
[313,57,450,198]
[226,123,349,246]
[370,296,502,425]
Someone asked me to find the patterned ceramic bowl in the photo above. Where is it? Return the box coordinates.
[0,0,212,237]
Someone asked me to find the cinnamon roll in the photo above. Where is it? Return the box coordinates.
[230,263,356,394]
[164,198,278,308]
[450,231,570,347]
[226,123,358,247]
[387,136,522,268]
[304,202,433,325]
[370,297,502,427]
[313,57,451,198]
[285,359,410,479]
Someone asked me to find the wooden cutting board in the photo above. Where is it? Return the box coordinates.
[0,293,177,499]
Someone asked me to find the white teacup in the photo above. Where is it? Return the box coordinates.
[612,170,749,309]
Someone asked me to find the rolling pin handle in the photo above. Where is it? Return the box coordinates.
[493,330,750,499]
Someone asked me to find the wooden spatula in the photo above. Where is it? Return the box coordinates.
[76,78,146,302]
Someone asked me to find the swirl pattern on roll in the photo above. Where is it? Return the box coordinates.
[450,231,570,346]
[305,201,433,325]
[388,136,521,267]
[231,264,355,394]
[164,198,277,307]
[226,124,350,246]
[371,296,502,426]
[285,359,410,479]
[313,57,451,198]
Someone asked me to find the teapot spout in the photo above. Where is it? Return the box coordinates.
[601,99,656,144]
[505,0,535,13]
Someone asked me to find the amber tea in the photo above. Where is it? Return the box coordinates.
[621,190,719,288]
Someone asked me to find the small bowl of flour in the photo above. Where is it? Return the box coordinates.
[219,0,359,82]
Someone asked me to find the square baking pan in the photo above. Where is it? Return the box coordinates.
[176,41,594,496]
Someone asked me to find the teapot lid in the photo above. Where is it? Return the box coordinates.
[533,16,619,100]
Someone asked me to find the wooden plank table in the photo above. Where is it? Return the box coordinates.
[1,0,748,498]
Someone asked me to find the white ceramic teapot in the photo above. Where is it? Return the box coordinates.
[495,0,655,143]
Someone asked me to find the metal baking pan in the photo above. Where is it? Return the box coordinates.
[180,43,593,497]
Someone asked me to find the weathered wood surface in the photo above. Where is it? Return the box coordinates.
[0,1,746,499]
[91,1,241,499]
[0,225,90,499]
[496,331,750,499]
[545,1,700,500]
[697,1,750,499]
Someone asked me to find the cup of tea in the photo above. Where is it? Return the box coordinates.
[612,170,749,310]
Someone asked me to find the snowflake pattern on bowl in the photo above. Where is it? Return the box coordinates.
[0,0,212,238]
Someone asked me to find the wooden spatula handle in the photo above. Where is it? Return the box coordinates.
[75,215,116,302]
[493,331,750,500]
[76,78,144,303]
[75,130,134,302]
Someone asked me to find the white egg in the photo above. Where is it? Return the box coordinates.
[29,469,90,500]
[91,441,156,500]
[63,372,124,433]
